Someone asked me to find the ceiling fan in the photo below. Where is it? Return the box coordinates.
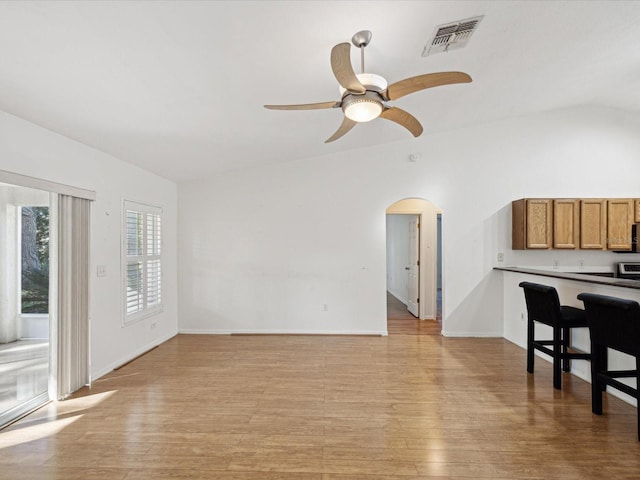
[264,30,473,143]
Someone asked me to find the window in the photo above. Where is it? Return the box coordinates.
[123,201,162,323]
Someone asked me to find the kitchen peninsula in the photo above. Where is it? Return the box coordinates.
[496,266,640,290]
[497,266,640,407]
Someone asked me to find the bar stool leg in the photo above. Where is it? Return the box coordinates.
[527,316,534,374]
[553,324,562,390]
[636,356,640,442]
[591,343,605,415]
[562,326,571,372]
[600,345,608,393]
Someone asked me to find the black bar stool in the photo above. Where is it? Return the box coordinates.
[519,282,590,389]
[577,293,640,441]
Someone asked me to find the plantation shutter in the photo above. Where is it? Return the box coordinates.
[124,201,162,323]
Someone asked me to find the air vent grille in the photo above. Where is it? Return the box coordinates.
[422,15,483,57]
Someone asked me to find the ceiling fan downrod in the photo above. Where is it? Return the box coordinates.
[351,30,372,74]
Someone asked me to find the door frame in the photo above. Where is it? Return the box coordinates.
[406,214,420,317]
[386,198,441,321]
[0,185,54,429]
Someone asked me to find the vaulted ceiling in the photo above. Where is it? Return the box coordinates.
[0,1,639,182]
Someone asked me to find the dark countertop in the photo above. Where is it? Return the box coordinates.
[494,267,640,290]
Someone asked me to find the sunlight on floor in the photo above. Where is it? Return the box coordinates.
[0,414,81,449]
[0,390,117,449]
[32,390,118,420]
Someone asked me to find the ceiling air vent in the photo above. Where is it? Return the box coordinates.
[422,15,483,57]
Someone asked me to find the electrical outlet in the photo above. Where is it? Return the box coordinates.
[151,321,157,329]
[579,260,584,270]
[323,304,328,312]
[553,260,559,269]
[497,252,505,262]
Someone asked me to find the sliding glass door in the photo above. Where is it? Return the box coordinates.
[0,184,52,427]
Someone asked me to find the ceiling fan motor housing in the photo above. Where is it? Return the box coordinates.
[339,73,387,96]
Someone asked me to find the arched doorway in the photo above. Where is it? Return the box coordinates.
[386,198,442,334]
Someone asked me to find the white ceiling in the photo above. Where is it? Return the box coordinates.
[0,1,639,183]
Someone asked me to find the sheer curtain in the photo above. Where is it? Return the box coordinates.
[55,194,91,398]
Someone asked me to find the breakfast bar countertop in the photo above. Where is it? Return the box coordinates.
[494,266,640,291]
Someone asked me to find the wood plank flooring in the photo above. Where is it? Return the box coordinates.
[1,334,639,479]
[387,292,442,335]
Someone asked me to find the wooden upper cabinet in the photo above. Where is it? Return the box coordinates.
[553,199,579,249]
[607,198,634,250]
[513,199,552,249]
[513,197,636,250]
[526,199,553,249]
[580,199,606,249]
[510,198,554,249]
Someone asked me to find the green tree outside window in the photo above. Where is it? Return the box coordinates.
[21,206,49,314]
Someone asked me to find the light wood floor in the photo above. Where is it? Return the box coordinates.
[1,334,639,479]
[387,292,442,335]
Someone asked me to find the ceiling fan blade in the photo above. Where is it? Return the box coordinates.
[330,43,366,94]
[264,101,340,111]
[383,72,472,101]
[325,116,357,143]
[380,107,424,137]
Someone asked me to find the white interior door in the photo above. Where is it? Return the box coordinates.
[407,215,420,317]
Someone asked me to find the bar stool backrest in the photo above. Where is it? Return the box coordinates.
[519,282,562,327]
[577,293,640,357]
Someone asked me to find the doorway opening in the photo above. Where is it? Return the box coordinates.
[0,184,52,427]
[386,198,442,335]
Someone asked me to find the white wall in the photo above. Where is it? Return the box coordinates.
[385,214,413,304]
[178,105,640,337]
[0,110,178,380]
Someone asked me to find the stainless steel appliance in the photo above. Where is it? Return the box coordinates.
[617,262,640,280]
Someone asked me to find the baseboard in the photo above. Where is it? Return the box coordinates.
[178,328,387,336]
[441,330,503,337]
[91,330,177,381]
[178,329,232,335]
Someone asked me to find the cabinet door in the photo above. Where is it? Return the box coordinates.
[580,199,606,249]
[635,199,640,223]
[526,199,553,249]
[553,199,579,249]
[607,198,634,250]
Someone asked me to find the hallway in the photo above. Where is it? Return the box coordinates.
[386,292,441,335]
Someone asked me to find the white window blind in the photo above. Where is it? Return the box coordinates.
[123,201,162,323]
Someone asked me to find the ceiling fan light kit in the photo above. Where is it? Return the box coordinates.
[264,30,472,143]
[340,73,386,122]
[343,96,382,123]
